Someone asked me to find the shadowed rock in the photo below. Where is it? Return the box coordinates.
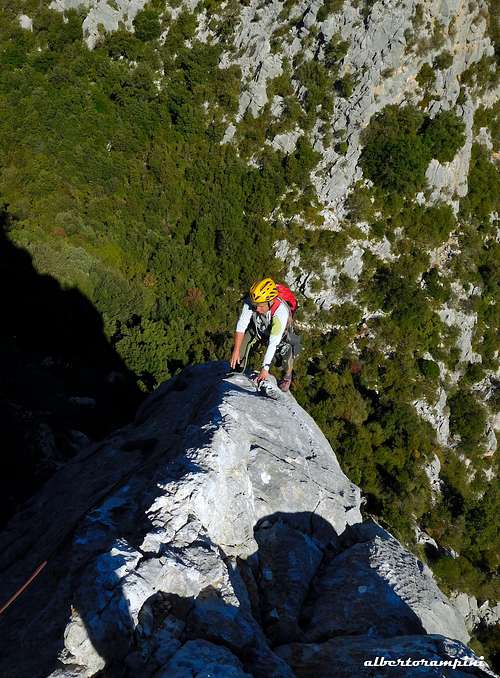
[301,522,468,643]
[275,634,496,678]
[0,363,493,678]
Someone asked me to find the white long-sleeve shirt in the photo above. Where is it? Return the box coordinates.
[236,299,290,368]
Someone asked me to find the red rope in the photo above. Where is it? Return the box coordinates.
[0,431,179,617]
[0,560,48,616]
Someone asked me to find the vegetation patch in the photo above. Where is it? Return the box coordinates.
[460,143,500,221]
[360,105,465,194]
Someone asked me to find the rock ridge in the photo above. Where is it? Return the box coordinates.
[0,362,494,677]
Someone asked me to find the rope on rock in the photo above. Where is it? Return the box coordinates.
[0,560,47,616]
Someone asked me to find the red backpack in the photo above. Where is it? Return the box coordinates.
[271,283,298,317]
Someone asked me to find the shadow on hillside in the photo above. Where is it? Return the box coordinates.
[0,211,143,527]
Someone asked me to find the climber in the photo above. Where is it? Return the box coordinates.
[229,278,301,392]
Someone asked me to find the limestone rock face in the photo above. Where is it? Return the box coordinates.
[18,14,33,30]
[222,0,496,215]
[452,592,500,634]
[0,363,492,678]
[301,523,469,644]
[47,0,497,209]
[49,0,150,49]
[276,634,497,677]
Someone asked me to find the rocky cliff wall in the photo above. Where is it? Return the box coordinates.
[0,363,494,677]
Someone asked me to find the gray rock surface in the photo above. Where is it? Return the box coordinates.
[275,234,395,312]
[414,390,450,449]
[155,639,252,677]
[18,14,33,30]
[452,592,500,634]
[301,523,469,644]
[424,453,444,497]
[270,129,303,154]
[316,0,496,211]
[49,0,165,49]
[276,634,496,677]
[0,363,491,677]
[438,304,482,364]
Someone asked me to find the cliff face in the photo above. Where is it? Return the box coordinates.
[49,0,497,211]
[0,363,494,677]
[221,0,495,208]
[45,0,499,458]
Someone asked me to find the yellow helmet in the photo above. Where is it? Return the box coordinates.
[250,278,279,304]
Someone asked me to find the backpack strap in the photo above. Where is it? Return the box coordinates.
[271,297,293,329]
[270,297,281,317]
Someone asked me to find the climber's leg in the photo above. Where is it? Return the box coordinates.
[278,330,301,392]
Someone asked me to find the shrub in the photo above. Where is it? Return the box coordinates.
[102,29,144,60]
[473,102,500,151]
[431,20,446,50]
[462,361,485,385]
[485,0,500,64]
[460,143,500,221]
[346,183,376,221]
[284,136,321,188]
[416,63,436,88]
[461,54,498,92]
[324,34,349,69]
[402,203,457,248]
[448,388,487,454]
[434,51,453,69]
[0,28,35,67]
[422,267,451,303]
[335,140,348,155]
[360,105,467,194]
[316,0,345,21]
[360,105,430,194]
[422,110,466,163]
[433,555,485,596]
[418,358,440,380]
[471,626,500,674]
[362,132,429,194]
[295,59,332,113]
[133,9,162,42]
[334,72,355,98]
[115,318,170,384]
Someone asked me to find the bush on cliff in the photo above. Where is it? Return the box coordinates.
[360,105,465,195]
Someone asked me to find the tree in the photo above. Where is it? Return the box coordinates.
[360,105,430,195]
[133,9,162,42]
[422,110,465,163]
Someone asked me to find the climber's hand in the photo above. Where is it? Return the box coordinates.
[230,349,240,369]
[255,368,269,384]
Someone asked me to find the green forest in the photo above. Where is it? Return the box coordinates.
[0,0,498,662]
